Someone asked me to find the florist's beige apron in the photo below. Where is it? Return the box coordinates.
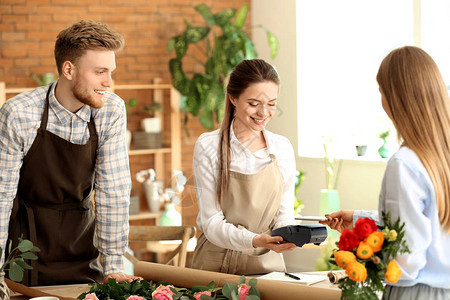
[192,155,285,275]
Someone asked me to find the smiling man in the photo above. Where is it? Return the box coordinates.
[0,20,140,286]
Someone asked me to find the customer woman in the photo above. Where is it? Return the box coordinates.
[191,59,297,275]
[321,46,450,299]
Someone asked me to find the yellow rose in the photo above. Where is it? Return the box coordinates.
[365,231,384,252]
[334,250,356,269]
[346,261,367,282]
[385,260,402,283]
[388,230,398,242]
[356,242,374,259]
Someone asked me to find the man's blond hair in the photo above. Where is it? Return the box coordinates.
[54,20,124,74]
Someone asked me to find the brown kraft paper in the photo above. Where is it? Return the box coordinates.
[135,261,341,300]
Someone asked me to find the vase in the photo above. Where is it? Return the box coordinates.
[159,203,182,226]
[141,117,161,133]
[355,145,367,156]
[143,180,163,213]
[378,140,389,158]
[0,272,10,300]
[319,189,340,239]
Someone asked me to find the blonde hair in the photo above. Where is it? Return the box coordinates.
[377,46,450,233]
[54,20,124,74]
[217,59,280,204]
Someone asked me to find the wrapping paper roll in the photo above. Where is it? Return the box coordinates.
[327,271,347,284]
[135,262,341,300]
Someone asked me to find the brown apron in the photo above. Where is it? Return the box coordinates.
[7,84,103,286]
[192,154,285,275]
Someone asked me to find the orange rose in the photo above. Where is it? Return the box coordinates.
[346,261,367,282]
[334,250,356,269]
[385,260,402,283]
[356,242,374,259]
[365,231,384,252]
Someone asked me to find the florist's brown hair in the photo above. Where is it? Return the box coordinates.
[54,20,124,75]
[216,59,280,204]
[377,46,450,233]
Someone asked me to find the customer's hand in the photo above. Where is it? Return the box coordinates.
[319,210,354,233]
[103,272,143,284]
[252,234,297,253]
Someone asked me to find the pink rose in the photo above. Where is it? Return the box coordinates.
[152,293,173,300]
[238,284,251,300]
[126,296,145,300]
[194,291,212,299]
[152,285,175,300]
[84,293,99,300]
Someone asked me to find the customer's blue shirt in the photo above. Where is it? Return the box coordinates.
[354,146,450,288]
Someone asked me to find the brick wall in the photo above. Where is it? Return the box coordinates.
[0,0,251,232]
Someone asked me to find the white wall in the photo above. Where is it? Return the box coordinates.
[251,0,386,216]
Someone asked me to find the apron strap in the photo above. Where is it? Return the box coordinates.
[23,204,38,286]
[40,84,53,131]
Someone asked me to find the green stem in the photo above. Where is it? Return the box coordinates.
[333,159,343,190]
[323,143,330,189]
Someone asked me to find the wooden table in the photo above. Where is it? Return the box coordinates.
[10,284,90,299]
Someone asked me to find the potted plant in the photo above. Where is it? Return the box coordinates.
[141,102,163,133]
[168,3,279,130]
[0,238,39,299]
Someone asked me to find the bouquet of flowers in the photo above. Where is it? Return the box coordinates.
[330,211,410,299]
[78,275,260,300]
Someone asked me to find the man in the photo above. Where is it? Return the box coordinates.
[0,20,140,286]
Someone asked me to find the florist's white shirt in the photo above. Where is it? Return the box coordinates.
[354,146,450,289]
[193,123,297,251]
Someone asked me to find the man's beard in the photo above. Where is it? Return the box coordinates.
[72,80,104,109]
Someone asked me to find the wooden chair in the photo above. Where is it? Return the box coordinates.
[125,225,196,268]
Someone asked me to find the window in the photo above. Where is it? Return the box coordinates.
[297,0,449,158]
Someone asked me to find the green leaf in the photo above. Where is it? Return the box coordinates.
[248,278,257,287]
[233,4,248,28]
[266,30,279,59]
[246,295,260,300]
[199,108,214,130]
[9,260,24,282]
[169,58,192,96]
[204,81,224,112]
[221,283,238,298]
[21,252,38,260]
[244,39,258,59]
[195,4,215,25]
[214,9,236,27]
[174,36,188,59]
[231,289,239,300]
[249,286,260,297]
[207,281,216,290]
[185,95,201,116]
[215,99,225,124]
[185,26,210,44]
[238,275,245,285]
[31,246,40,252]
[14,258,32,270]
[18,239,33,252]
[167,37,176,53]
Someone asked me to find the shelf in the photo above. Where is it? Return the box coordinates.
[129,148,171,156]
